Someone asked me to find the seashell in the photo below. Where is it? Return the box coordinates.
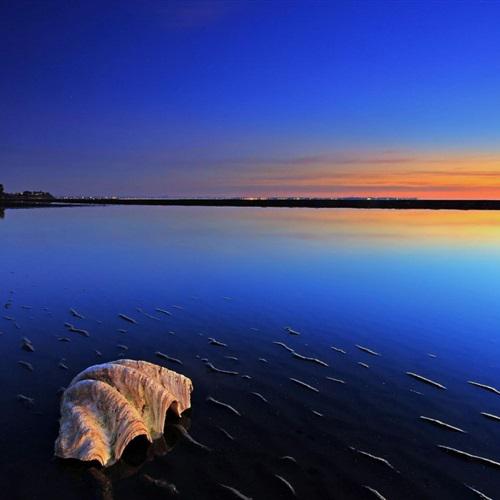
[54,359,193,467]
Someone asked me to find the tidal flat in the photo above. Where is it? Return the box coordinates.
[0,206,499,499]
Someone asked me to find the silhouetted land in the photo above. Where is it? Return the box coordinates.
[3,197,500,210]
[51,198,500,210]
[0,200,70,208]
[0,186,56,208]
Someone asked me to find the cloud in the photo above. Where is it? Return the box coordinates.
[4,143,500,198]
[127,149,500,198]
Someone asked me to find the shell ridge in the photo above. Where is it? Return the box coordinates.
[55,360,192,466]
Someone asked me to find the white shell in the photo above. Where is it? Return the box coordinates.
[54,359,193,466]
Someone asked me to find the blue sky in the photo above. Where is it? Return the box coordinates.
[2,0,500,197]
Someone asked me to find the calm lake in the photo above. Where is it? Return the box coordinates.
[1,206,499,499]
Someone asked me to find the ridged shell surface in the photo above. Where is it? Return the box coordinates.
[55,359,193,466]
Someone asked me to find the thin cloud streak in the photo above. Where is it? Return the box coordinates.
[4,146,500,198]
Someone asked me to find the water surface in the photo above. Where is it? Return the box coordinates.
[1,206,499,499]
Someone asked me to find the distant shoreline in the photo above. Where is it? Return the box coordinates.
[0,200,76,209]
[2,197,500,210]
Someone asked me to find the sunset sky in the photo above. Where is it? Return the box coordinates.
[2,0,500,198]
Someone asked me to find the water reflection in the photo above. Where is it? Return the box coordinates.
[1,206,499,499]
[238,208,500,247]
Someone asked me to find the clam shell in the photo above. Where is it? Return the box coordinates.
[54,359,193,466]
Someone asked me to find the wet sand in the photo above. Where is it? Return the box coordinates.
[2,297,499,499]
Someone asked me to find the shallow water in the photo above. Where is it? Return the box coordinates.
[0,206,499,499]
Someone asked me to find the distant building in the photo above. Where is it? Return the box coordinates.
[21,190,55,199]
[0,185,54,201]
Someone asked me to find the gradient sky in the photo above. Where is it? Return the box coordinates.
[2,0,500,198]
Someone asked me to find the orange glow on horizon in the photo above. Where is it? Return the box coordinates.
[231,151,500,200]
